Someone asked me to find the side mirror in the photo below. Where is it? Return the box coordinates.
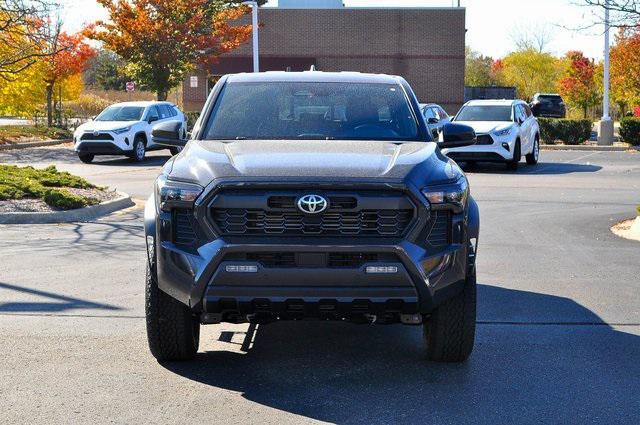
[148,116,159,124]
[439,123,476,148]
[427,117,439,124]
[152,120,187,147]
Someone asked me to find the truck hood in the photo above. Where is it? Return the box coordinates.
[166,139,455,185]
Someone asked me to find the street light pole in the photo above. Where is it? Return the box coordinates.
[243,1,259,73]
[599,0,614,145]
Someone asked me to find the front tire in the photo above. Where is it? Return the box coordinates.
[78,153,94,164]
[423,270,476,363]
[506,140,521,171]
[145,257,200,361]
[131,137,146,162]
[526,136,539,165]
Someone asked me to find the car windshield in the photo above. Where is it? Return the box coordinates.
[95,106,145,121]
[455,105,513,122]
[537,95,563,105]
[203,82,421,141]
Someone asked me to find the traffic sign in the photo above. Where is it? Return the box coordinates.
[125,81,135,92]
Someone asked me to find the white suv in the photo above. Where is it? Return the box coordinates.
[445,99,540,170]
[73,101,187,163]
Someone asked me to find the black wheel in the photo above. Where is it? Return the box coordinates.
[169,146,183,156]
[78,153,94,164]
[145,252,200,361]
[131,137,146,162]
[526,136,539,165]
[423,269,476,363]
[506,140,521,171]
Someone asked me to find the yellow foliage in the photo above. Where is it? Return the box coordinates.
[0,62,46,116]
[498,49,563,100]
[59,74,84,102]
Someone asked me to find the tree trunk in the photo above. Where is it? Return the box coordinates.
[46,84,54,127]
[157,89,168,101]
[583,106,587,119]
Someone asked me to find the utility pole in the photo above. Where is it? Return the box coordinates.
[598,0,614,146]
[243,1,259,72]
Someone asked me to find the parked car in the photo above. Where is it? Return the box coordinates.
[530,93,566,118]
[447,99,540,170]
[73,101,187,163]
[144,71,480,363]
[420,103,451,138]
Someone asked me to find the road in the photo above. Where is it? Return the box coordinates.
[1,146,639,424]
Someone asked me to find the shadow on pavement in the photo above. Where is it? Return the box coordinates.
[0,144,170,167]
[460,161,602,175]
[161,284,640,424]
[0,282,122,313]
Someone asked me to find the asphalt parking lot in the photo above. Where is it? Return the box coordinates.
[1,145,639,424]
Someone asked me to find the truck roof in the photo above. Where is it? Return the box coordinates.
[225,71,405,85]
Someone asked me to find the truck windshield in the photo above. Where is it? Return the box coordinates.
[455,105,513,122]
[203,82,421,141]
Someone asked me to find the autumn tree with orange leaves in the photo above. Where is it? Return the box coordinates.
[42,29,96,126]
[87,0,264,101]
[558,51,599,119]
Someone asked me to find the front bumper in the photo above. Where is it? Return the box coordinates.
[74,132,133,155]
[147,182,478,324]
[443,133,514,162]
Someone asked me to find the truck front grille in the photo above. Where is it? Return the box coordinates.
[209,189,417,238]
[212,208,413,237]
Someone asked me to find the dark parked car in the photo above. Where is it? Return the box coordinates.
[530,93,566,118]
[145,71,479,363]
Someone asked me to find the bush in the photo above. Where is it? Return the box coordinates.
[619,117,640,146]
[43,189,96,210]
[538,118,592,145]
[0,165,99,209]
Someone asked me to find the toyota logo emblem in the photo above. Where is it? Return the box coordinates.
[297,194,328,214]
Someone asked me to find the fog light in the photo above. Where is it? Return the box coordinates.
[225,265,258,273]
[365,266,398,274]
[502,142,510,151]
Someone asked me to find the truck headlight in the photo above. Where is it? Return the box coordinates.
[113,126,131,134]
[422,177,469,210]
[155,174,203,211]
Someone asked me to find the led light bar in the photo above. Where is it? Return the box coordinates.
[365,266,398,274]
[225,265,258,273]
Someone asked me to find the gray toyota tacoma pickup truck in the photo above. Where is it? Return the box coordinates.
[144,71,479,363]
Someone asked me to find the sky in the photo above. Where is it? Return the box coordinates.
[61,0,606,60]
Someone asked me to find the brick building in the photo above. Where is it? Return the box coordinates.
[182,6,465,114]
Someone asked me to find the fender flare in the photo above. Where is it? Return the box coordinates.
[467,196,480,240]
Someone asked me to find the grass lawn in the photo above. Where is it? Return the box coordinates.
[0,165,100,210]
[0,125,73,144]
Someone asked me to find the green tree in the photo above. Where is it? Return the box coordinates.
[498,49,562,100]
[84,49,130,90]
[465,47,498,86]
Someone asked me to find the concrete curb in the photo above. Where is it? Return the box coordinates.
[0,139,71,151]
[0,191,135,224]
[541,144,639,152]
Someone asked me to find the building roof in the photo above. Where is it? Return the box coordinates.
[226,71,404,84]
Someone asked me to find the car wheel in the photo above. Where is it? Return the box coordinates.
[77,153,94,164]
[131,137,146,162]
[506,140,521,171]
[526,136,540,165]
[423,268,476,363]
[169,146,183,156]
[145,251,200,362]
